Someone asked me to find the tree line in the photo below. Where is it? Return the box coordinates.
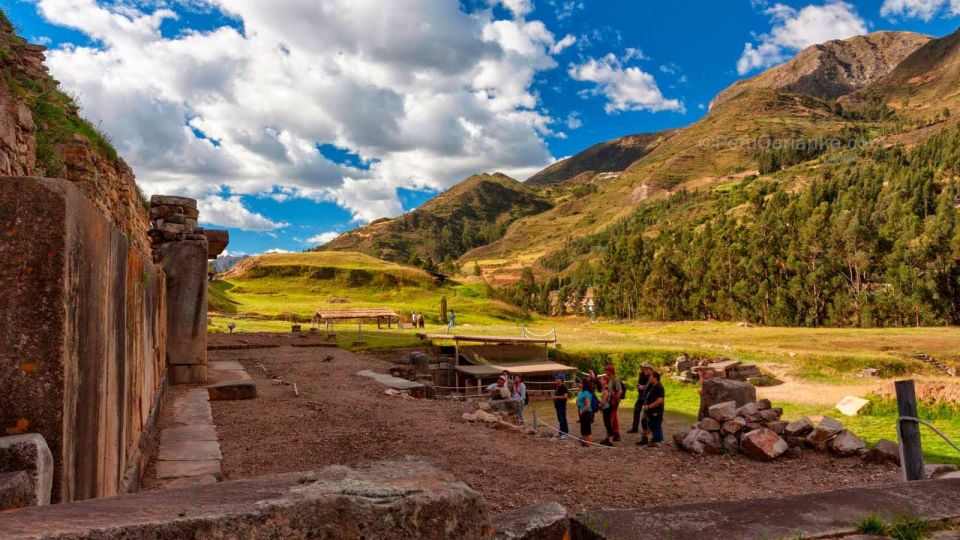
[504,127,960,327]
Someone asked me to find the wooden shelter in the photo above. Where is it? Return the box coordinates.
[416,332,575,397]
[313,308,401,331]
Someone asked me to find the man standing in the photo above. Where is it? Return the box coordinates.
[628,363,652,434]
[551,373,570,437]
[641,371,665,447]
[604,364,624,442]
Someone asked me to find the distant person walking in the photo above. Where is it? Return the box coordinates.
[512,374,527,425]
[641,371,665,447]
[551,373,570,437]
[576,378,595,446]
[447,310,456,332]
[418,313,425,329]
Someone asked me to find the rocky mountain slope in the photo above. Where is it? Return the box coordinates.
[711,31,931,110]
[525,131,674,186]
[316,173,553,266]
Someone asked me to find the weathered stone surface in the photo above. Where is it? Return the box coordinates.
[150,194,198,209]
[741,428,788,461]
[491,501,568,539]
[680,429,722,455]
[489,399,521,415]
[829,430,866,457]
[806,417,844,451]
[0,178,166,502]
[722,434,739,453]
[0,434,53,507]
[203,229,229,259]
[930,531,960,540]
[157,440,222,462]
[697,417,721,432]
[357,370,426,397]
[784,417,814,437]
[926,464,959,479]
[707,401,737,422]
[155,459,221,480]
[570,478,960,539]
[863,439,900,466]
[207,380,257,401]
[0,460,489,540]
[158,239,208,382]
[766,421,788,435]
[835,395,870,416]
[159,474,218,490]
[160,425,218,444]
[698,379,756,419]
[784,447,803,460]
[735,402,763,419]
[0,471,33,511]
[721,417,746,436]
[759,408,782,422]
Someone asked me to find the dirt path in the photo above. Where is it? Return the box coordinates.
[200,336,899,513]
[757,364,882,406]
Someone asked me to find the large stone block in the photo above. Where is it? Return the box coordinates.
[157,238,208,382]
[698,379,756,419]
[0,178,167,502]
[741,428,788,461]
[0,471,33,511]
[0,460,490,539]
[492,501,568,539]
[0,434,53,507]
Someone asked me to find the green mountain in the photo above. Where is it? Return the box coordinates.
[316,173,553,268]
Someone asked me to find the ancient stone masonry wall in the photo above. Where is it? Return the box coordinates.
[0,177,166,503]
[0,18,150,256]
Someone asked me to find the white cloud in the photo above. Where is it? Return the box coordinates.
[551,0,584,21]
[569,53,684,114]
[492,0,533,18]
[881,0,960,20]
[37,0,566,225]
[198,195,289,231]
[306,231,341,245]
[550,34,577,54]
[737,1,867,75]
[565,111,582,129]
[263,248,293,254]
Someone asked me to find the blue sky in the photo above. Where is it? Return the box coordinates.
[5,0,960,255]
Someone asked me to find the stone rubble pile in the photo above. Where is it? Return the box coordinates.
[676,397,876,461]
[463,400,535,434]
[671,355,763,384]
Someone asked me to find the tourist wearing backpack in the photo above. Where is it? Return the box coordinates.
[576,378,595,446]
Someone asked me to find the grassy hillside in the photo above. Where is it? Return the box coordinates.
[210,251,530,327]
[525,131,673,186]
[317,173,552,267]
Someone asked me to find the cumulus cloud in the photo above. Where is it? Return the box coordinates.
[737,1,867,75]
[263,248,294,254]
[569,53,684,114]
[198,195,289,231]
[306,231,341,246]
[880,0,960,20]
[36,0,568,226]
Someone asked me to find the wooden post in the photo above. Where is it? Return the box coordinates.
[895,379,925,481]
[532,409,538,433]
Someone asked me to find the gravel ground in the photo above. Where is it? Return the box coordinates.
[202,334,901,513]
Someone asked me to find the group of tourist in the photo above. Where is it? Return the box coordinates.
[552,363,665,448]
[409,312,426,328]
[484,362,667,448]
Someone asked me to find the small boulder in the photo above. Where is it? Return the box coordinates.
[489,399,520,415]
[708,401,737,422]
[783,447,803,460]
[722,434,739,453]
[784,417,814,437]
[491,501,568,539]
[759,408,782,422]
[736,402,763,419]
[925,464,959,479]
[829,430,866,457]
[681,429,722,455]
[699,379,756,419]
[740,428,788,461]
[697,418,722,432]
[757,399,772,411]
[766,421,788,436]
[673,428,692,448]
[863,439,900,466]
[806,417,844,451]
[721,417,747,435]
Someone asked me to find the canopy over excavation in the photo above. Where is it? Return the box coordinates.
[314,308,400,329]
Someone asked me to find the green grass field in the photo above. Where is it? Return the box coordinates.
[211,251,960,465]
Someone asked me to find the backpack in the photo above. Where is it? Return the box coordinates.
[590,393,601,413]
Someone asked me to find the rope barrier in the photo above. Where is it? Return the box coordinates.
[898,416,960,456]
[521,326,558,339]
[534,418,612,449]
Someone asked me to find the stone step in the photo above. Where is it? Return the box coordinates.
[157,440,221,462]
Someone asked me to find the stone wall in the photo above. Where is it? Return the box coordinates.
[0,177,166,503]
